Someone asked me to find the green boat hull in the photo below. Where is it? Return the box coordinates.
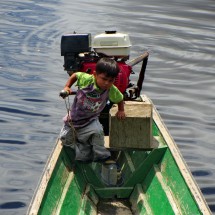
[27,97,211,215]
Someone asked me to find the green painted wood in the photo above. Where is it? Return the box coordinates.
[130,184,148,214]
[38,150,72,215]
[75,162,106,188]
[60,183,99,215]
[152,121,160,136]
[94,187,134,199]
[85,184,99,205]
[127,150,148,168]
[142,165,176,215]
[123,147,167,187]
[159,149,202,214]
[78,195,97,215]
[60,163,88,214]
[117,151,135,181]
[60,180,84,214]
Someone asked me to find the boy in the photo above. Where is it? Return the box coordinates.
[60,57,125,163]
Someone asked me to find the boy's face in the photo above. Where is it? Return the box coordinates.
[94,72,115,90]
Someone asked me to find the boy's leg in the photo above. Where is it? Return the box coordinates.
[75,119,110,162]
[59,124,76,148]
[59,124,92,162]
[74,125,93,162]
[89,120,111,162]
[75,141,93,162]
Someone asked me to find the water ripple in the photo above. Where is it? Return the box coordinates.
[0,140,27,145]
[1,0,215,214]
[0,202,26,209]
[0,107,50,117]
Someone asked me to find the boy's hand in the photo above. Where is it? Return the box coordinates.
[116,110,126,120]
[116,100,125,120]
[59,88,72,99]
[64,87,72,94]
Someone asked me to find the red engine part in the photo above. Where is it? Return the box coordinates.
[80,61,132,93]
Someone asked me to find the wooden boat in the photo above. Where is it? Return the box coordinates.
[27,32,211,215]
[27,95,211,215]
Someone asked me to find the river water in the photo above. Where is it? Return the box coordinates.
[0,0,215,214]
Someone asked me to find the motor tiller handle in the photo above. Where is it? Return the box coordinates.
[59,90,76,98]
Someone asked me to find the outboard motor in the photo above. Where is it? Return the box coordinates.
[92,31,131,60]
[60,31,133,94]
[61,33,91,72]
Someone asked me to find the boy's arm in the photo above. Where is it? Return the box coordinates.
[64,73,77,94]
[116,100,126,120]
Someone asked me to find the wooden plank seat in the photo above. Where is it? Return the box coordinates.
[104,136,159,150]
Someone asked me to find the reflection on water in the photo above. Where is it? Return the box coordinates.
[0,0,215,214]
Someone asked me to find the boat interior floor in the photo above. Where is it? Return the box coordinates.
[97,199,133,215]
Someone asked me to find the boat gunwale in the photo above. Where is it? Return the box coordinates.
[27,139,63,215]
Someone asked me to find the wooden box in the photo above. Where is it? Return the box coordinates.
[109,99,152,149]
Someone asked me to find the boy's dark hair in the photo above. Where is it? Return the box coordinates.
[96,58,120,78]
